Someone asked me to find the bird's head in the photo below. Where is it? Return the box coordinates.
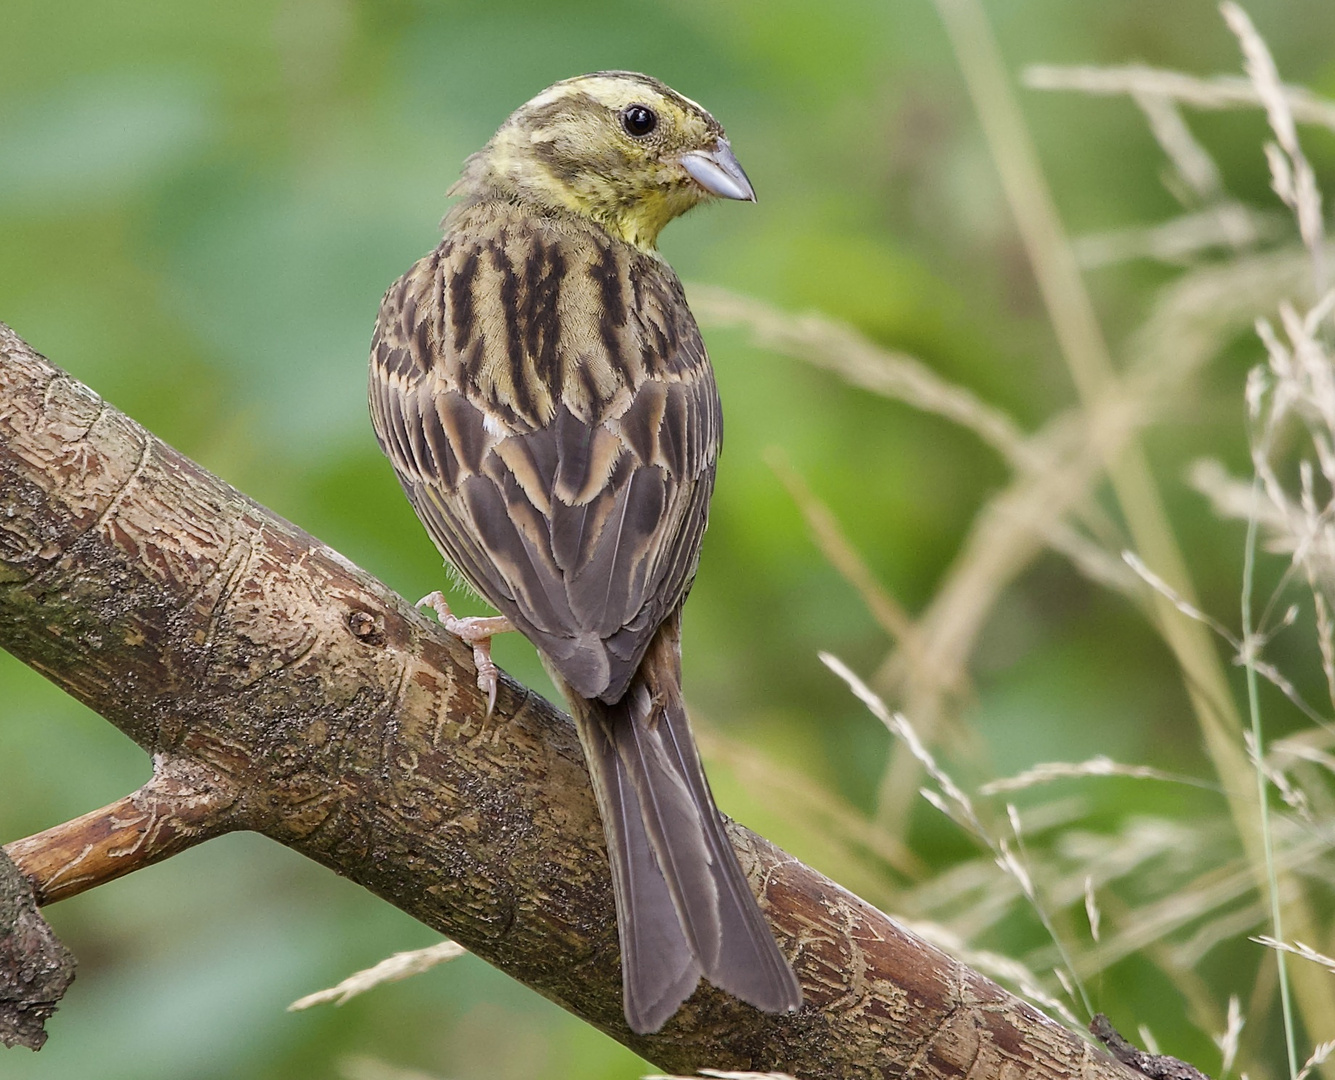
[453,72,755,251]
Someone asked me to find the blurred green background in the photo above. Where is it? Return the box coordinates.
[4,1,1335,1078]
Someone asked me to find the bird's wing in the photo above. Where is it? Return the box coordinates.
[368,210,721,703]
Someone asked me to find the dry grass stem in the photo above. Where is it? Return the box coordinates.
[1271,734,1335,776]
[690,285,1034,469]
[1127,549,1332,730]
[696,726,924,879]
[1190,460,1290,535]
[1297,1045,1335,1080]
[1172,900,1271,969]
[1245,732,1316,823]
[1124,551,1241,644]
[337,1058,448,1080]
[1074,205,1284,269]
[871,432,1113,830]
[1073,833,1326,977]
[825,653,1093,1015]
[822,653,986,839]
[1252,936,1335,975]
[1134,92,1226,203]
[981,756,1218,795]
[1216,995,1246,1076]
[288,941,467,1011]
[1221,2,1326,290]
[764,448,919,649]
[1023,63,1335,134]
[643,1072,801,1080]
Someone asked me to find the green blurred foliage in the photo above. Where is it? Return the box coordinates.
[3,0,1335,1077]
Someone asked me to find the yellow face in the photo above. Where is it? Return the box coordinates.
[456,72,754,251]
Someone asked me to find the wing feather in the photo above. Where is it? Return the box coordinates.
[369,205,720,704]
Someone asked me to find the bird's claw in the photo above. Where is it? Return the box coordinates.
[416,592,513,715]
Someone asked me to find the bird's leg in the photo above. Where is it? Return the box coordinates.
[417,591,514,715]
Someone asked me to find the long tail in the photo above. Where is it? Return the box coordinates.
[559,614,802,1034]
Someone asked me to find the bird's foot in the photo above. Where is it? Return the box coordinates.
[417,592,514,715]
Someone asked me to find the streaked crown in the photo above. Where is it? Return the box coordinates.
[452,72,754,251]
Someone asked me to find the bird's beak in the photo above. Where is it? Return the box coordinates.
[680,140,756,202]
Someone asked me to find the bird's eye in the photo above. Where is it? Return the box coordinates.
[621,105,658,138]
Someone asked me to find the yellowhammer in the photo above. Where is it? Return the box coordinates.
[368,71,802,1033]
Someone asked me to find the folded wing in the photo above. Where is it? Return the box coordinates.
[368,208,721,703]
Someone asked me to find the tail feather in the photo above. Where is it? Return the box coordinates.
[560,616,802,1033]
[577,703,702,1032]
[651,697,802,1008]
[619,682,724,966]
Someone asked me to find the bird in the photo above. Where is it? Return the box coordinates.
[367,71,802,1034]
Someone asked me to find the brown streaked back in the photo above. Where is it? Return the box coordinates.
[368,200,721,703]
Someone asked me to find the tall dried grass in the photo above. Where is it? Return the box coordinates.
[690,3,1335,1077]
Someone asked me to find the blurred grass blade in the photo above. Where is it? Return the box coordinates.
[288,941,467,1011]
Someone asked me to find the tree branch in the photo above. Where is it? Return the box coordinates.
[0,849,75,1050]
[0,322,1138,1078]
[3,756,237,905]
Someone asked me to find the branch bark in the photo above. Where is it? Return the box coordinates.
[4,757,237,905]
[0,849,75,1050]
[0,322,1137,1079]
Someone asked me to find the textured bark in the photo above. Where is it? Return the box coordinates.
[0,322,1138,1079]
[0,850,76,1049]
[4,758,238,906]
[1089,1016,1212,1080]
